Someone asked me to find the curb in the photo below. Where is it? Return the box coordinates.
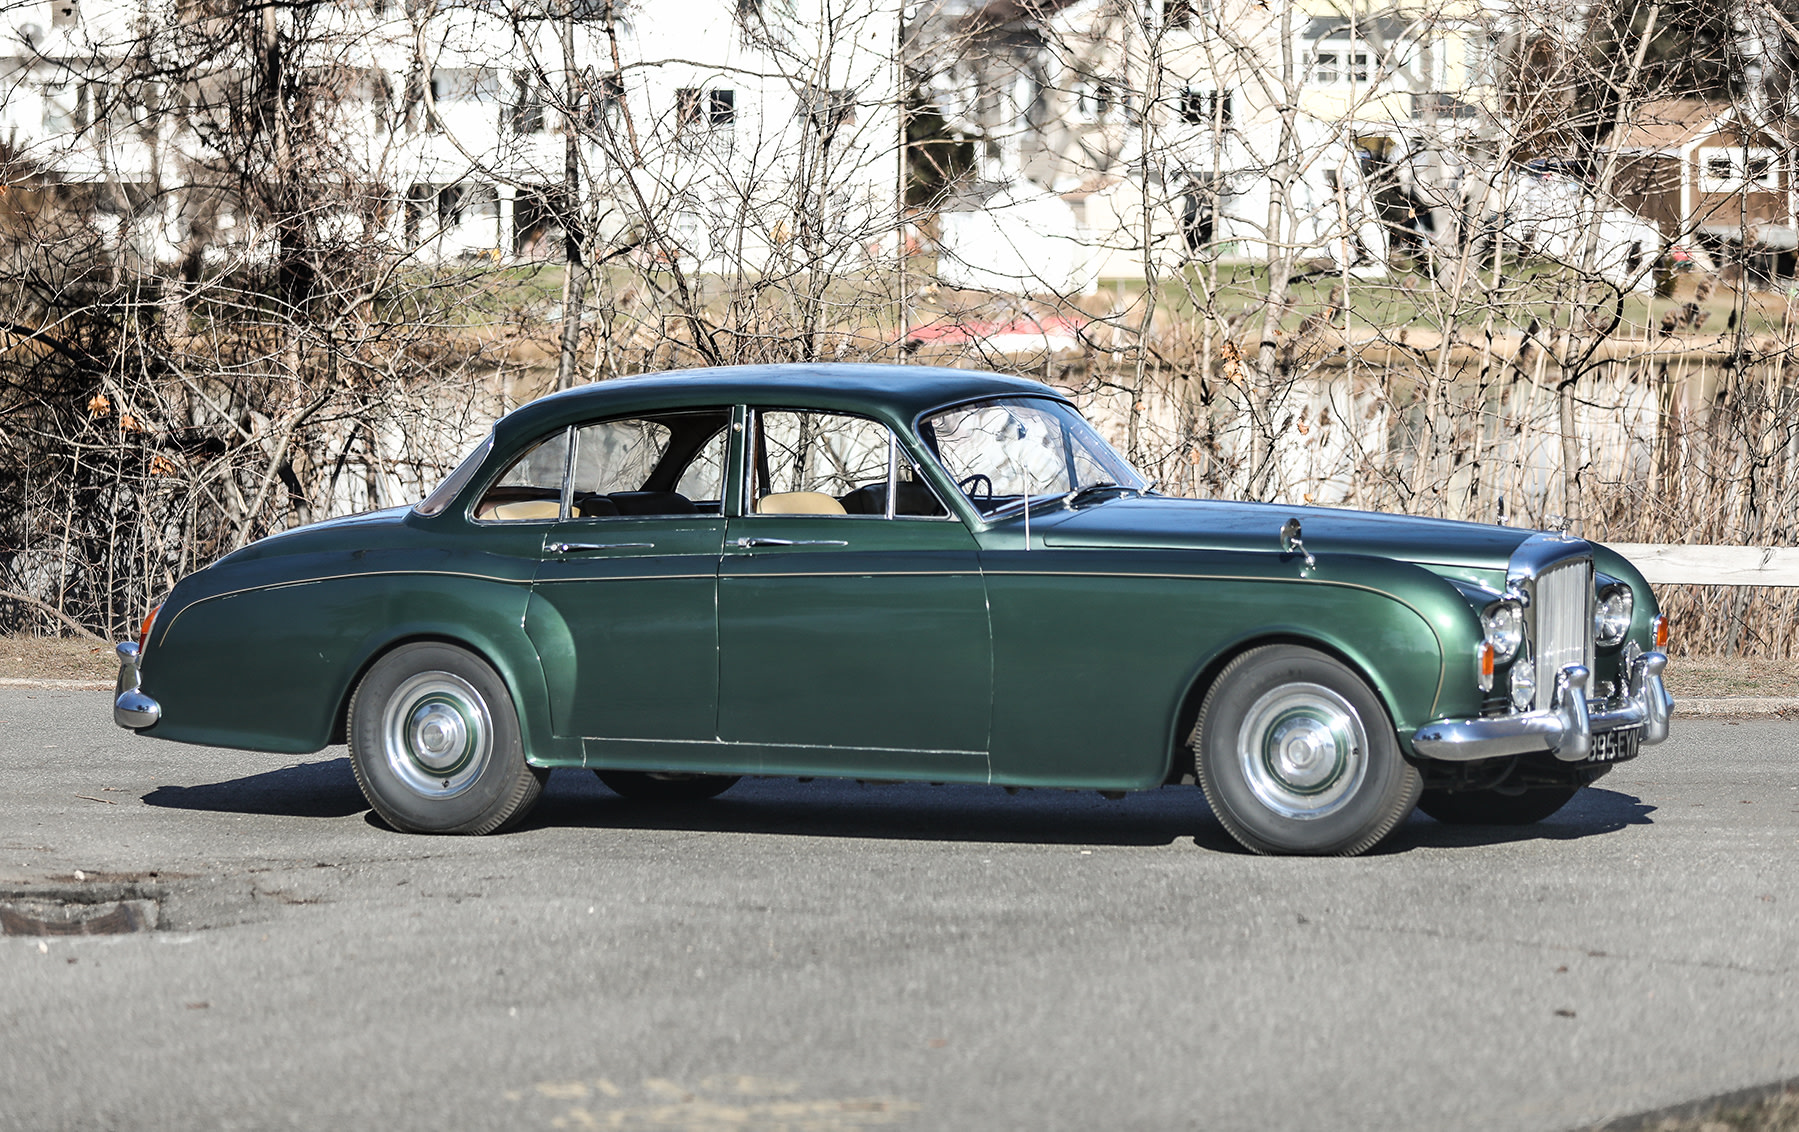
[1673,697,1799,717]
[0,678,112,691]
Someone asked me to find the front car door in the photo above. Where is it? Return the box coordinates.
[715,407,993,780]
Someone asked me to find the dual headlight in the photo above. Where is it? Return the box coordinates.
[1594,585,1633,647]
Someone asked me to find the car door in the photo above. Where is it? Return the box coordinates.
[715,408,992,780]
[521,410,730,751]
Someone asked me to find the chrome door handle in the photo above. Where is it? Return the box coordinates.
[547,542,655,553]
[734,537,849,549]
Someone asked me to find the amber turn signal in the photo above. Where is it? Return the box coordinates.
[1476,640,1495,692]
[1652,613,1669,651]
[138,604,162,649]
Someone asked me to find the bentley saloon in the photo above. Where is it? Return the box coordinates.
[113,364,1672,855]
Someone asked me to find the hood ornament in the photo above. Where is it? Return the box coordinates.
[1280,517,1316,571]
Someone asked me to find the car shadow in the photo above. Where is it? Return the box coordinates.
[140,759,1655,853]
[1380,787,1657,854]
[142,757,369,819]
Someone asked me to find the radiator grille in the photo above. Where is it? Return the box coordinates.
[1534,558,1595,705]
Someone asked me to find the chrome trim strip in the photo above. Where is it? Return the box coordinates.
[113,642,161,729]
[1411,652,1671,763]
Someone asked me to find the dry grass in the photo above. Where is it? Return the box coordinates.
[0,635,118,682]
[1626,1087,1799,1132]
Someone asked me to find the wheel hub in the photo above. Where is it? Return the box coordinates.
[380,673,493,798]
[1236,683,1369,820]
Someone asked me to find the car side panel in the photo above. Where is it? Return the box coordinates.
[140,568,577,765]
[981,549,1477,790]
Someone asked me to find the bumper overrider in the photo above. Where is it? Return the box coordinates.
[113,642,161,730]
[1411,651,1671,763]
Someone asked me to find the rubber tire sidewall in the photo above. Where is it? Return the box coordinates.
[349,642,545,834]
[1417,786,1580,825]
[1195,644,1422,856]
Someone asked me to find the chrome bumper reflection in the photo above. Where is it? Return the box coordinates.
[113,642,161,730]
[1411,652,1671,764]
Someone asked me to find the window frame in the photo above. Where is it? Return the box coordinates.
[739,407,953,521]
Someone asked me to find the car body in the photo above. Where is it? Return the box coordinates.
[114,363,1673,854]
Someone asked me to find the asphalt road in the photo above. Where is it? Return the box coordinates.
[1,688,1795,1132]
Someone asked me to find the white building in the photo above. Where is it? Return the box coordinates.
[0,0,903,270]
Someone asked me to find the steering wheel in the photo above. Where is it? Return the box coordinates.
[957,473,994,502]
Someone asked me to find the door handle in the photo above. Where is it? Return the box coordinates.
[734,537,849,549]
[547,541,655,553]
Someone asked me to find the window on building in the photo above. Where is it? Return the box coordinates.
[51,0,78,27]
[1310,40,1372,84]
[800,87,856,137]
[1180,88,1231,127]
[1074,79,1129,124]
[1701,147,1781,192]
[432,67,503,103]
[708,88,735,126]
[511,74,547,133]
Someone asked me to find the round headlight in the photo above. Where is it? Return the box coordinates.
[1594,586,1633,647]
[1482,600,1524,663]
[1510,656,1537,712]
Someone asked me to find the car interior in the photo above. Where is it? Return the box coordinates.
[473,406,951,522]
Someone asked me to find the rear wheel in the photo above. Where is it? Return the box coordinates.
[348,642,546,834]
[1192,644,1421,856]
[1418,786,1579,825]
[596,770,739,802]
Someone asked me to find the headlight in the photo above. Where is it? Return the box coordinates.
[1510,655,1537,711]
[1482,600,1524,663]
[1594,586,1633,646]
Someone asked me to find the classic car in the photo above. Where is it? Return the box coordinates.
[113,364,1673,856]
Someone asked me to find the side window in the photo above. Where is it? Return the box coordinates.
[568,411,729,517]
[473,429,569,522]
[750,410,947,518]
[675,428,727,502]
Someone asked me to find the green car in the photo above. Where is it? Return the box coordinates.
[113,364,1672,855]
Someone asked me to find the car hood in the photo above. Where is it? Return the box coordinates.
[1036,497,1538,582]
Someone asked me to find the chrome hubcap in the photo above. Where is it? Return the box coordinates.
[381,672,492,798]
[1236,683,1368,820]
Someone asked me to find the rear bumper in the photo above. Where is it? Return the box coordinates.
[113,642,161,730]
[1411,651,1671,763]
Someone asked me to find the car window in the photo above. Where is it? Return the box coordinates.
[567,410,730,518]
[749,410,947,518]
[922,398,1145,515]
[473,429,569,522]
[415,435,492,516]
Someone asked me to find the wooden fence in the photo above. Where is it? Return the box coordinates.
[1610,546,1799,588]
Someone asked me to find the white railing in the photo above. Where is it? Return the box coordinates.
[1608,545,1799,587]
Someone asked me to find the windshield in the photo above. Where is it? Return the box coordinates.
[414,435,493,516]
[920,398,1146,516]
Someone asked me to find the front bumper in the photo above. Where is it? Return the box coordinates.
[1411,651,1671,763]
[113,642,161,730]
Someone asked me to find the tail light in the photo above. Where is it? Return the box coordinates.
[138,604,162,650]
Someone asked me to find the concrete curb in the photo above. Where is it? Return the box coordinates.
[1673,697,1799,717]
[0,678,112,691]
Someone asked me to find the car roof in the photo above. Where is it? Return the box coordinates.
[492,363,1064,442]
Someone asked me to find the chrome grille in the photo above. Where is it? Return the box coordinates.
[1534,557,1595,705]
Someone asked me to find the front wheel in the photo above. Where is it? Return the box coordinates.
[1418,786,1579,825]
[1192,644,1421,856]
[348,642,547,834]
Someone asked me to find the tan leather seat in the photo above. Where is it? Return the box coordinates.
[756,491,846,515]
[477,499,562,521]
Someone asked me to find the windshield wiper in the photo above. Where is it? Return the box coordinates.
[1058,480,1157,509]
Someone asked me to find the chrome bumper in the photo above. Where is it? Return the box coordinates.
[113,642,161,730]
[1411,651,1671,763]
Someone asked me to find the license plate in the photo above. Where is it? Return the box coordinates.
[1585,727,1641,763]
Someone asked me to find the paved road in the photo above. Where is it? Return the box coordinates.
[1,688,1795,1132]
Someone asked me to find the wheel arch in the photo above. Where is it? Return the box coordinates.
[330,626,573,766]
[1164,630,1412,785]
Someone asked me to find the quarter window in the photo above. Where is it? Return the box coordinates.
[474,429,569,521]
